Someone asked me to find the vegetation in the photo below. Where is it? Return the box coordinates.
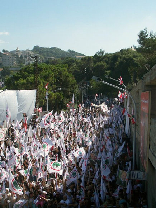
[5,63,77,111]
[32,46,85,60]
[2,28,156,111]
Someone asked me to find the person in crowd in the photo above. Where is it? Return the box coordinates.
[0,102,148,208]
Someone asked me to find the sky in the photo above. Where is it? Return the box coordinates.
[0,0,156,56]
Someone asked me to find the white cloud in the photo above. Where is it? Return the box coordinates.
[0,32,9,35]
[0,40,9,44]
[0,40,5,43]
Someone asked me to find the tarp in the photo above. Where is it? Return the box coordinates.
[0,90,36,125]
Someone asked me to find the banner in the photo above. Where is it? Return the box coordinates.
[116,170,128,188]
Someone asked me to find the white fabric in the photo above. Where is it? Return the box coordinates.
[0,90,36,125]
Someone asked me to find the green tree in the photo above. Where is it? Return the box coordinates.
[5,63,77,111]
[137,28,156,67]
[1,67,11,78]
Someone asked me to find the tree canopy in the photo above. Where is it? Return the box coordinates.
[137,28,156,68]
[5,63,77,111]
[32,46,85,60]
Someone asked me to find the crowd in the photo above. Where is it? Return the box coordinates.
[0,102,147,208]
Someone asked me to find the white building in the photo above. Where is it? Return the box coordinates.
[2,53,17,67]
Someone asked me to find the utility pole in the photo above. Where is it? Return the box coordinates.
[45,83,49,112]
[31,55,38,109]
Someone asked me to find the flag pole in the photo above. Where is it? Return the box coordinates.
[46,90,48,112]
[45,83,49,112]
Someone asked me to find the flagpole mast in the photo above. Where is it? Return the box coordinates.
[46,90,48,112]
[45,83,49,112]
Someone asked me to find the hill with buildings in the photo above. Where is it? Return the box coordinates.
[0,46,85,68]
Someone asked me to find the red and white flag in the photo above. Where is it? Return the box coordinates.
[9,172,23,195]
[45,83,49,90]
[23,117,27,132]
[131,117,136,124]
[122,108,127,116]
[119,76,123,85]
[38,107,42,113]
[118,91,123,99]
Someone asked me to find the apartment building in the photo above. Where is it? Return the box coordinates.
[2,53,17,67]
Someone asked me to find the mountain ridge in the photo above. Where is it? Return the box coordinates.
[32,45,85,58]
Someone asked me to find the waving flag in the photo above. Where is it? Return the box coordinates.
[116,141,125,158]
[27,125,33,138]
[66,167,78,185]
[47,161,63,175]
[0,129,5,141]
[118,91,123,99]
[101,159,110,177]
[19,169,29,177]
[122,108,126,115]
[0,168,8,183]
[119,76,123,85]
[18,144,25,156]
[42,142,50,152]
[100,177,106,202]
[74,147,86,159]
[131,117,136,124]
[7,152,16,167]
[45,83,49,90]
[40,111,53,128]
[37,168,44,180]
[79,174,85,201]
[31,142,39,156]
[6,105,11,127]
[81,155,88,173]
[9,173,23,195]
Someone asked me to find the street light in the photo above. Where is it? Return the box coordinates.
[92,76,136,170]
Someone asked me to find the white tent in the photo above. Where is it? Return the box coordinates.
[0,90,36,125]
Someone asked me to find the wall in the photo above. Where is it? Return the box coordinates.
[129,65,156,207]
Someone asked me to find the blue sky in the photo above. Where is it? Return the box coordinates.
[0,0,156,56]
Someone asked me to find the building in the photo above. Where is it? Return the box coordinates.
[129,64,156,208]
[2,53,17,67]
[0,57,2,64]
[75,55,86,59]
[3,48,35,66]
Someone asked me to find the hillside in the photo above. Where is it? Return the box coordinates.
[32,45,85,59]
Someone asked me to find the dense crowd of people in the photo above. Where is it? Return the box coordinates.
[0,102,147,207]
